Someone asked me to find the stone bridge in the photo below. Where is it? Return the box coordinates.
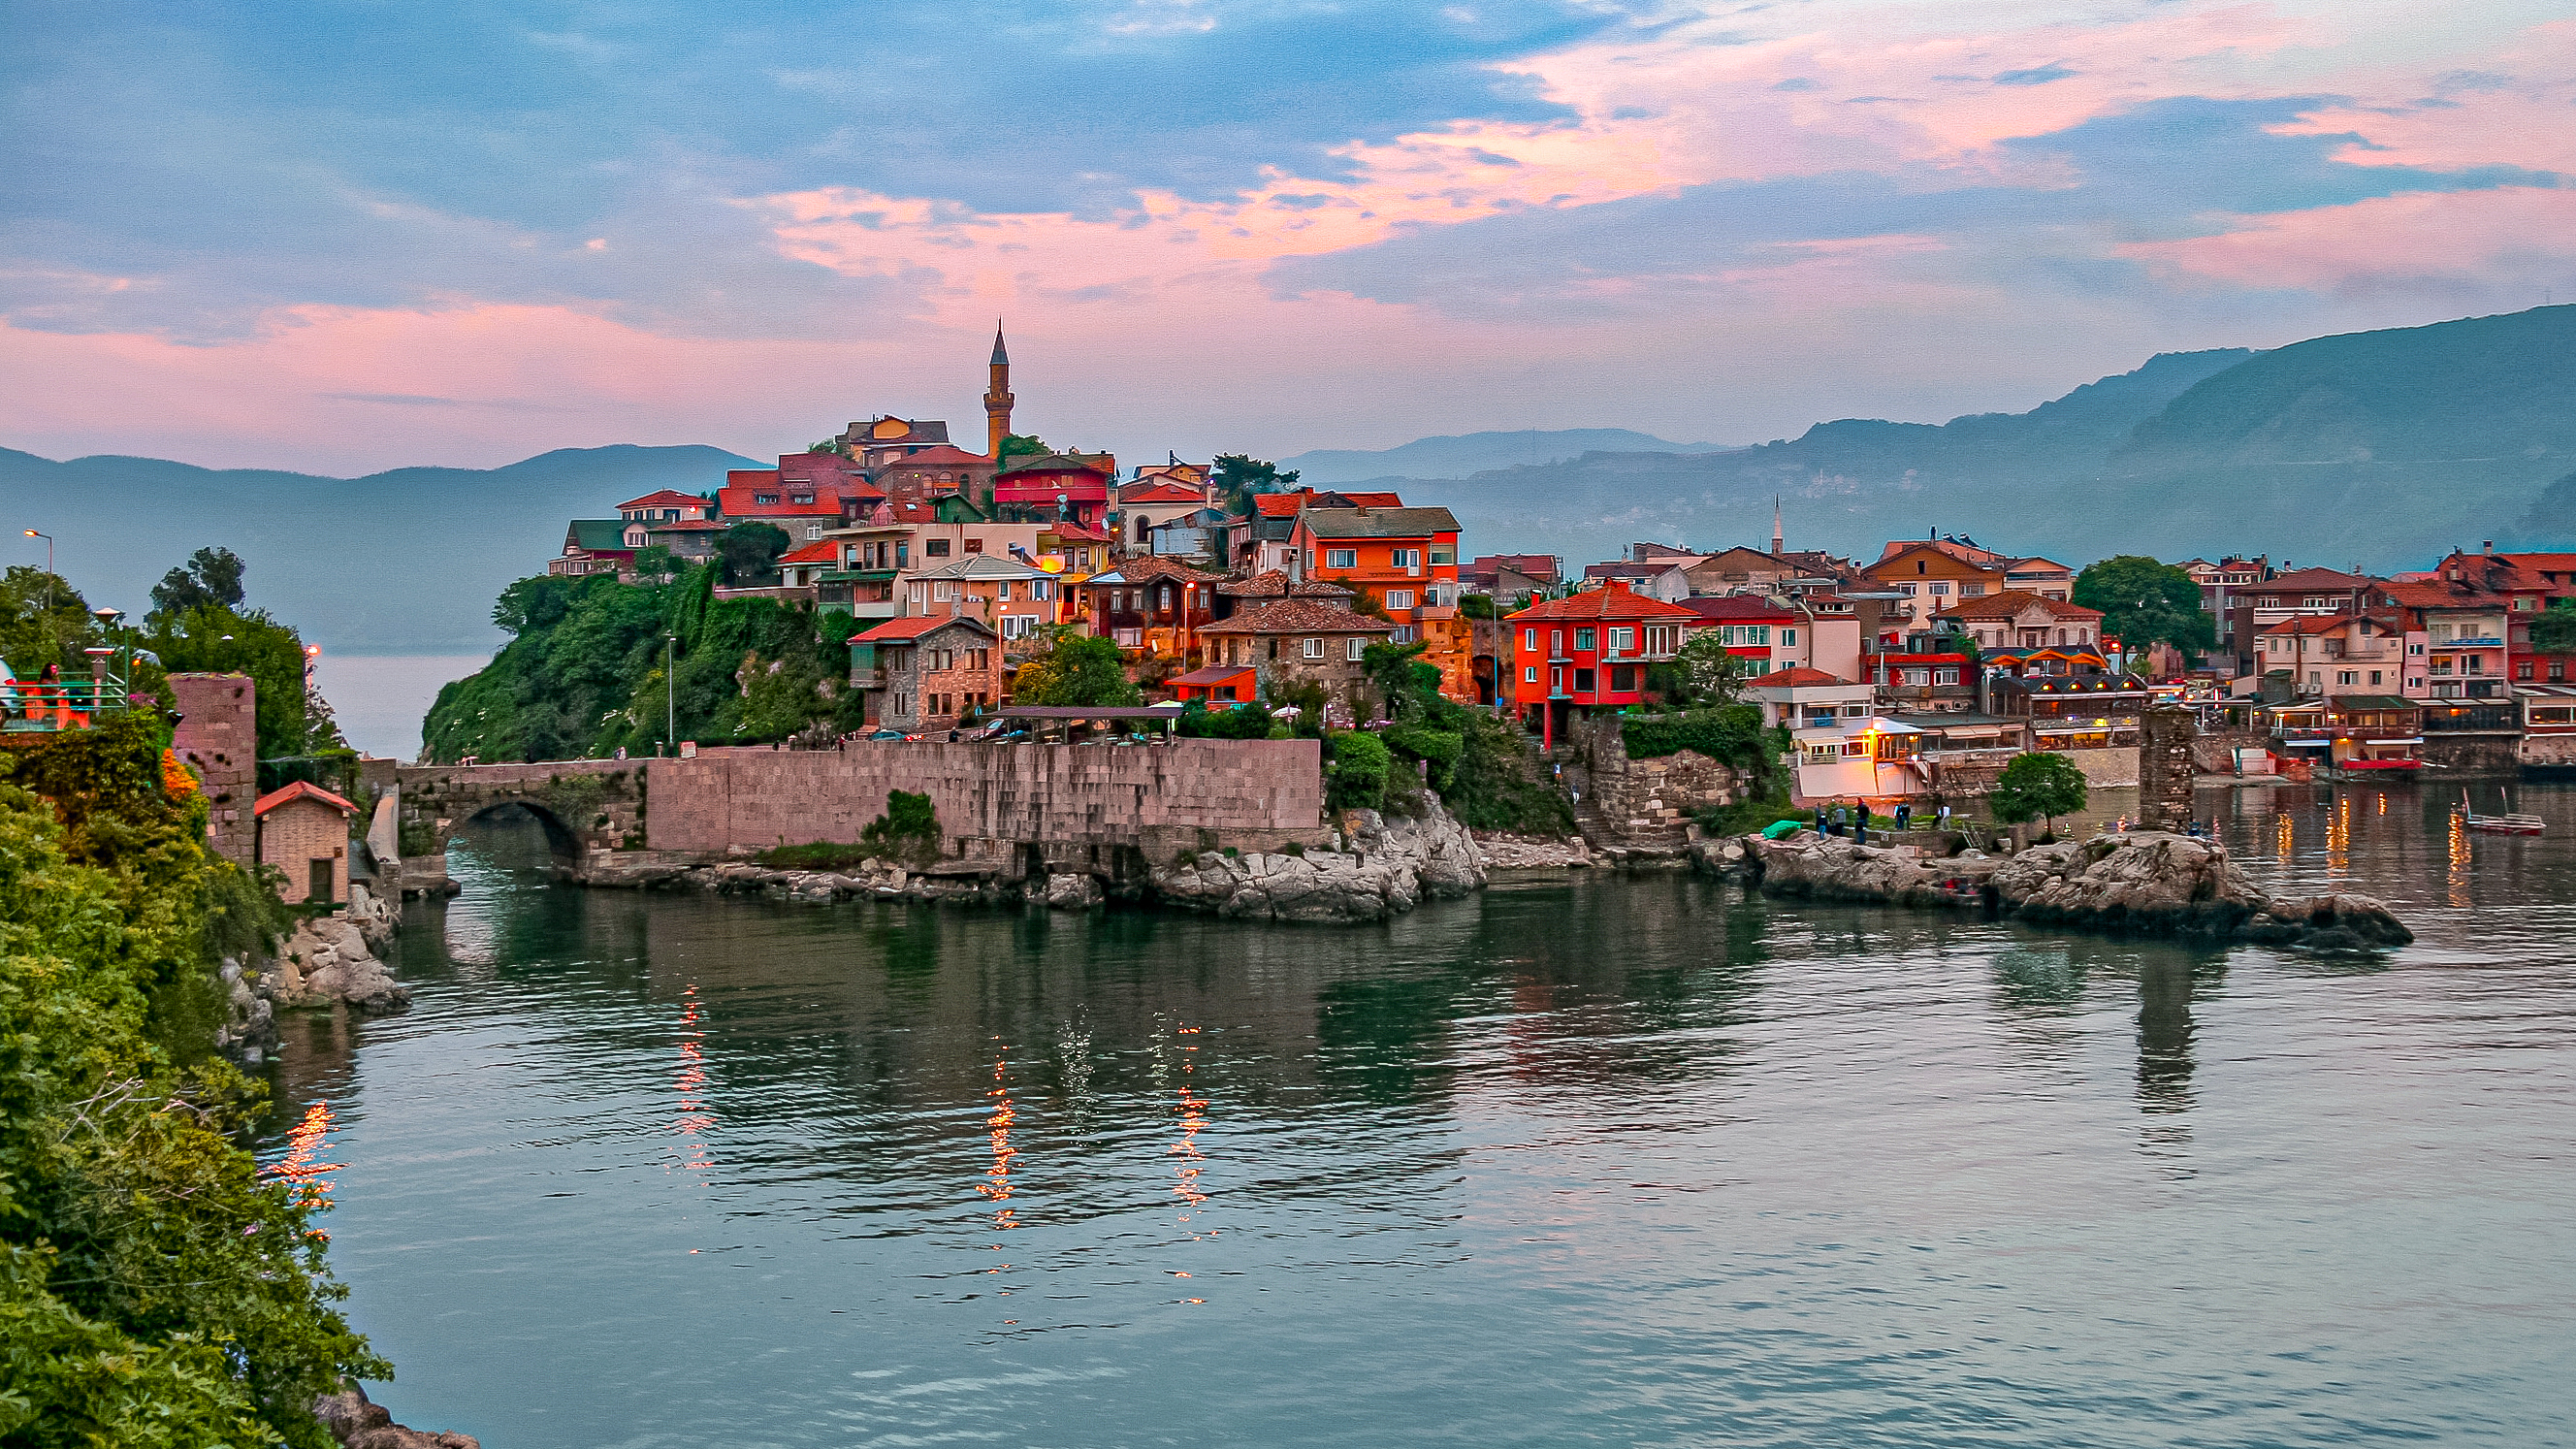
[395,759,648,871]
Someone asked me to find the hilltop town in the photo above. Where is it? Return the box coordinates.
[523,332,2576,805]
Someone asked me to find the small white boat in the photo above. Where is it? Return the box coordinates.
[2458,790,2545,836]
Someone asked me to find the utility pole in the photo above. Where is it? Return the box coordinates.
[664,632,678,754]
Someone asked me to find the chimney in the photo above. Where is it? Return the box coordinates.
[2482,541,2495,555]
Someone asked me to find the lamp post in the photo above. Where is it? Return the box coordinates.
[664,632,678,755]
[24,531,54,669]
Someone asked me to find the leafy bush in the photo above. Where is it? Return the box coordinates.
[1440,710,1572,834]
[752,841,878,870]
[859,789,943,866]
[1380,724,1462,789]
[1324,729,1391,812]
[1176,700,1272,739]
[1990,751,2089,830]
[1619,704,1770,763]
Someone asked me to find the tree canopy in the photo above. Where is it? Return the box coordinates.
[2073,556,2215,659]
[2532,598,2576,655]
[0,565,106,681]
[1661,630,1754,709]
[147,547,246,616]
[1989,751,2089,831]
[1008,628,1140,708]
[715,522,791,585]
[1212,454,1301,515]
[999,434,1051,462]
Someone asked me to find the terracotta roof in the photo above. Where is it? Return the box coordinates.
[644,518,724,532]
[1252,494,1305,518]
[1078,557,1223,586]
[779,540,840,564]
[2261,613,2382,636]
[1745,665,1851,688]
[1505,581,1699,623]
[999,450,1113,475]
[1295,505,1459,540]
[1932,589,2103,623]
[719,486,843,516]
[1171,663,1258,686]
[1680,596,1795,622]
[2251,566,2376,591]
[1215,570,1351,598]
[853,614,998,642]
[253,780,357,818]
[1119,481,1210,505]
[619,489,707,511]
[880,444,993,469]
[1044,522,1111,544]
[1198,600,1395,635]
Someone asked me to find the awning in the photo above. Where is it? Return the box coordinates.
[2276,738,2333,748]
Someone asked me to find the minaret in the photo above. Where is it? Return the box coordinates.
[1770,497,1784,558]
[983,321,1014,463]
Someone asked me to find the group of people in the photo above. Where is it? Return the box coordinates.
[0,663,94,729]
[1813,798,1954,843]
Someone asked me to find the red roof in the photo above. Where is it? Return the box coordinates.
[1681,595,1795,623]
[253,780,358,818]
[1121,481,1210,505]
[779,540,840,564]
[1505,580,1699,623]
[1199,600,1393,635]
[1746,665,1852,688]
[719,485,844,517]
[644,518,724,532]
[890,443,999,464]
[853,614,997,642]
[1932,589,2104,623]
[1253,494,1304,518]
[1044,522,1112,544]
[1171,663,1258,686]
[619,489,706,511]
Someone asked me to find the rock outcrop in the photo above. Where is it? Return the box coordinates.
[1148,801,1486,922]
[1472,831,1594,869]
[313,1381,479,1449]
[274,914,411,1014]
[1723,828,2411,948]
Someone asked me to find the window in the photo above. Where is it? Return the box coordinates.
[1934,668,1959,686]
[1572,668,1595,692]
[995,581,1012,601]
[1551,629,1563,656]
[925,539,951,557]
[1781,628,1796,645]
[1430,544,1455,565]
[1609,664,1636,692]
[1930,582,1950,596]
[1644,625,1678,657]
[2338,670,2358,686]
[1960,583,1986,596]
[1326,548,1358,569]
[1904,668,1929,686]
[1843,739,1870,757]
[2515,662,2534,681]
[1575,628,1595,652]
[755,494,780,506]
[1608,628,1634,654]
[2409,643,2425,655]
[1523,628,1538,652]
[1524,665,1537,683]
[1386,590,1414,611]
[1303,637,1325,659]
[1897,583,1918,596]
[964,538,983,553]
[1347,638,1367,661]
[1391,548,1421,572]
[2368,670,2382,685]
[1844,704,1866,717]
[806,524,824,540]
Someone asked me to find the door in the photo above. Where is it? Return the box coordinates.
[308,857,334,905]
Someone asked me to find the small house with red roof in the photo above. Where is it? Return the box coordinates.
[255,780,357,906]
[619,490,711,524]
[850,613,1002,733]
[993,451,1116,530]
[1504,580,1700,744]
[878,444,1000,509]
[1069,557,1225,659]
[1198,600,1398,720]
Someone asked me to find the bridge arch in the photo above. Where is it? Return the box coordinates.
[395,761,648,885]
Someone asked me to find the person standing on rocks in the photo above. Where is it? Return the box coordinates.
[1855,801,1871,842]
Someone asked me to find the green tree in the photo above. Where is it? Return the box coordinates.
[0,721,387,1445]
[1662,629,1753,708]
[144,605,333,759]
[999,434,1052,462]
[147,547,246,616]
[2532,598,2576,655]
[2073,556,2216,659]
[1212,454,1301,516]
[715,523,791,585]
[1989,751,2089,834]
[1009,628,1140,708]
[0,565,104,680]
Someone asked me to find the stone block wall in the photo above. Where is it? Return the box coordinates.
[2191,727,2270,774]
[261,797,350,904]
[644,738,1325,867]
[2137,707,2196,830]
[1564,717,1742,851]
[2421,733,2522,774]
[2523,733,2576,770]
[168,673,256,865]
[2061,747,2141,789]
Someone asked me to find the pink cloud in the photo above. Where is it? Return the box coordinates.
[2119,185,2576,301]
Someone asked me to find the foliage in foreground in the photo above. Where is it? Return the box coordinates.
[0,718,381,1446]
[1356,641,1573,833]
[1989,750,2090,830]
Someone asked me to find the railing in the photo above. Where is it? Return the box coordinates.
[3,675,132,732]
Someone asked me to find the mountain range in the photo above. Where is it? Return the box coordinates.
[3,305,2568,657]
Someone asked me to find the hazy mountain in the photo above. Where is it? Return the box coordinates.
[1371,307,2575,571]
[0,444,757,654]
[1279,429,1732,485]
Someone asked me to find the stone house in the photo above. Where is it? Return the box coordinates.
[256,780,357,906]
[1930,590,2106,652]
[851,614,1004,732]
[1197,599,1398,721]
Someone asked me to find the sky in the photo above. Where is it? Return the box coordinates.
[3,0,2571,476]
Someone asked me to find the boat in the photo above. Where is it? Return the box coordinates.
[2458,791,2545,836]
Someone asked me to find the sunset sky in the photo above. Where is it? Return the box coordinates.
[5,0,2570,475]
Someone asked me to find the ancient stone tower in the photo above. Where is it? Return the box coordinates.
[169,672,257,865]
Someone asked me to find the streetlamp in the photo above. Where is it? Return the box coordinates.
[24,531,54,667]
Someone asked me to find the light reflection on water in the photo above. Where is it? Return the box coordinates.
[262,783,2576,1447]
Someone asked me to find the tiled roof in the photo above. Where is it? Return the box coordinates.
[1215,570,1351,598]
[2251,566,2376,590]
[1252,494,1305,518]
[853,614,997,642]
[1171,663,1258,686]
[1000,450,1113,475]
[2261,613,2366,636]
[1932,589,2104,622]
[1198,600,1395,635]
[779,540,840,564]
[644,519,724,532]
[1746,665,1851,687]
[1078,557,1223,586]
[618,489,706,511]
[1119,481,1209,505]
[718,486,843,516]
[1505,581,1699,623]
[1296,505,1458,539]
[1681,595,1795,622]
[253,780,357,818]
[912,555,1049,579]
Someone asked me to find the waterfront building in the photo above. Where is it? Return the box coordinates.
[255,780,358,906]
[2257,611,2409,699]
[1990,672,2150,751]
[1196,599,1399,722]
[1861,543,2009,641]
[1504,581,1698,745]
[2418,547,2576,687]
[850,614,1004,732]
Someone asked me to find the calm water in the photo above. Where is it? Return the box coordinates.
[263,782,2576,1447]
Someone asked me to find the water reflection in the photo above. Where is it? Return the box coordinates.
[980,1049,1019,1231]
[672,983,714,1180]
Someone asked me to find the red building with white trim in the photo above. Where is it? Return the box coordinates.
[1505,581,1700,746]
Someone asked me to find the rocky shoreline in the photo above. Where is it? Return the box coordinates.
[578,800,1492,924]
[1700,827,2412,950]
[217,882,414,1064]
